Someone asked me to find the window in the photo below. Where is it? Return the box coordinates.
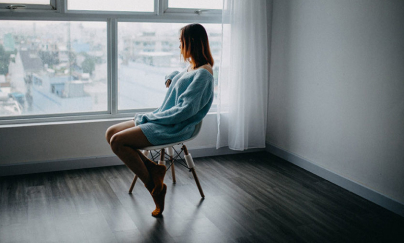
[0,0,56,10]
[67,0,154,12]
[168,0,223,10]
[164,0,222,15]
[0,21,107,116]
[0,0,222,124]
[0,0,48,3]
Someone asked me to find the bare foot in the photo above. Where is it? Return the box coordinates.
[151,184,167,217]
[149,164,167,195]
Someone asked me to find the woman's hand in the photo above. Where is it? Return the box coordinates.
[165,79,172,88]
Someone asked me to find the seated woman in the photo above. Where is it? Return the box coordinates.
[105,23,214,217]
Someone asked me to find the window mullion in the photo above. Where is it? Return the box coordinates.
[108,18,118,115]
[154,0,159,15]
[59,0,66,13]
[160,0,168,14]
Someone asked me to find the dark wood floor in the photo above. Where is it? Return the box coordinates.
[1,152,403,243]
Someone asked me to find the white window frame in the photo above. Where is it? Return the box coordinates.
[0,0,222,125]
[65,0,155,15]
[162,0,222,16]
[0,0,57,11]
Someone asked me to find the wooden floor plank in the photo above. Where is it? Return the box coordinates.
[0,151,403,243]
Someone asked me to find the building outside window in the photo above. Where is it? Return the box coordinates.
[0,21,107,115]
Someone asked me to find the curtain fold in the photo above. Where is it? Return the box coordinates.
[216,0,269,151]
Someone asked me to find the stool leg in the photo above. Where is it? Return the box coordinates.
[183,145,205,198]
[128,150,149,194]
[129,175,138,194]
[159,148,165,165]
[171,155,176,184]
[167,147,176,184]
[191,168,204,198]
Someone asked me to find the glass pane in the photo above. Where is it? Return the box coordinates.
[168,0,223,10]
[0,0,49,4]
[0,21,107,117]
[68,0,154,12]
[118,23,221,111]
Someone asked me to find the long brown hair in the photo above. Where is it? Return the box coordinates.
[180,23,214,69]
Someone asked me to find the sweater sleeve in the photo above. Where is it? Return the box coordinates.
[164,71,179,84]
[136,71,213,125]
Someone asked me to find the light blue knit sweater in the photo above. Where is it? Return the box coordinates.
[134,68,214,145]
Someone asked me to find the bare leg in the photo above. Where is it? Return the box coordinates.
[105,120,136,145]
[106,120,167,216]
[109,126,153,184]
[106,120,155,167]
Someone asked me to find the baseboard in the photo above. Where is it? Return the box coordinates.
[266,143,404,218]
[0,146,264,177]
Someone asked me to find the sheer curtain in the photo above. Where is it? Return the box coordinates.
[216,0,269,151]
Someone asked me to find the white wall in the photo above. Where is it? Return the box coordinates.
[0,113,220,166]
[267,0,404,204]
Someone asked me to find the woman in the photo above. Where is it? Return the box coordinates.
[105,23,214,217]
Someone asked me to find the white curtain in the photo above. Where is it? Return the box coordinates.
[216,0,269,151]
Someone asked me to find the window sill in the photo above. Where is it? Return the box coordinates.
[0,111,219,128]
[0,113,133,128]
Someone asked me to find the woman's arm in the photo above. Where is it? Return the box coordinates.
[136,71,213,125]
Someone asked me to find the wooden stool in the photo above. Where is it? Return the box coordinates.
[128,122,205,198]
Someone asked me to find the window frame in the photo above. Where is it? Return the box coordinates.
[0,0,57,11]
[0,0,221,126]
[65,0,155,15]
[163,0,222,16]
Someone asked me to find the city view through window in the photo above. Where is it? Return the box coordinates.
[0,21,107,117]
[0,21,221,117]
